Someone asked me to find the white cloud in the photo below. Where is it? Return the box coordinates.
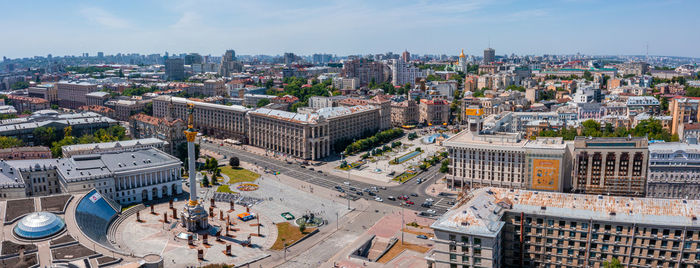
[80,7,131,29]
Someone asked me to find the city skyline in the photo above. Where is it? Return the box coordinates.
[1,0,699,59]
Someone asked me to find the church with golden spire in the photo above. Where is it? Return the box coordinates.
[445,49,469,73]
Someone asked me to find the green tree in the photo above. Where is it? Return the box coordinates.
[33,127,58,146]
[603,258,623,268]
[143,102,153,116]
[583,70,593,81]
[0,136,23,149]
[256,98,271,107]
[299,222,306,233]
[202,175,210,187]
[439,159,449,173]
[51,104,59,110]
[11,81,30,90]
[229,156,240,168]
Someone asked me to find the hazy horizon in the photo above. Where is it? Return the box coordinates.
[2,0,699,59]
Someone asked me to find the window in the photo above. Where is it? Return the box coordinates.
[582,223,588,229]
[474,248,481,256]
[474,238,481,245]
[559,220,565,227]
[548,220,554,226]
[449,234,456,241]
[571,222,577,229]
[616,226,623,232]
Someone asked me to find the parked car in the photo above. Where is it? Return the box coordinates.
[337,188,345,193]
[375,197,383,202]
[425,198,434,202]
[344,181,351,185]
[410,193,419,197]
[387,196,396,201]
[427,209,436,214]
[368,192,376,196]
[317,170,323,173]
[309,167,315,171]
[416,235,428,239]
[356,191,364,196]
[406,200,415,205]
[349,187,357,191]
[421,202,432,208]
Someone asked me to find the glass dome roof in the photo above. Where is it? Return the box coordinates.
[13,212,65,239]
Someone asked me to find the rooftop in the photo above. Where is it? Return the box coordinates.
[432,187,700,237]
[443,130,567,150]
[61,138,167,153]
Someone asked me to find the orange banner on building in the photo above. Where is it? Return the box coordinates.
[532,159,559,191]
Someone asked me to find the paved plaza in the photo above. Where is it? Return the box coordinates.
[116,200,272,267]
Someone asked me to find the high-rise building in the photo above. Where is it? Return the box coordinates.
[165,58,185,81]
[184,53,203,65]
[483,47,495,63]
[312,54,333,64]
[218,49,242,77]
[341,59,387,87]
[572,136,649,197]
[97,52,104,58]
[390,59,425,86]
[283,52,296,65]
[401,50,411,63]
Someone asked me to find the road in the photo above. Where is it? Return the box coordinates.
[201,142,454,215]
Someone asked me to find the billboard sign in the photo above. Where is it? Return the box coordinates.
[532,159,560,191]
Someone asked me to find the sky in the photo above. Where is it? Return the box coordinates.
[1,0,699,59]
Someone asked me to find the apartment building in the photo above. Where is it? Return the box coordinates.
[670,97,700,135]
[27,85,57,103]
[56,81,98,109]
[153,95,250,142]
[572,137,648,197]
[391,99,418,127]
[129,114,186,154]
[428,187,700,268]
[0,146,51,160]
[7,95,50,113]
[247,108,330,160]
[647,142,700,200]
[444,131,572,192]
[420,99,450,126]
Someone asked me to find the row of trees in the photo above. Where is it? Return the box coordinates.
[343,128,404,155]
[47,125,129,157]
[537,119,678,142]
[0,136,23,149]
[266,77,333,112]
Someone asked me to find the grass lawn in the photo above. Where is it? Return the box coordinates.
[216,185,236,194]
[392,171,417,183]
[270,222,315,250]
[220,166,260,184]
[376,240,430,263]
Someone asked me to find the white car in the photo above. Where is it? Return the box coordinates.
[427,209,436,214]
[344,181,351,185]
[375,197,383,202]
[426,198,434,202]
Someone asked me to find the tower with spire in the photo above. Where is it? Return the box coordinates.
[180,102,209,232]
[458,49,468,73]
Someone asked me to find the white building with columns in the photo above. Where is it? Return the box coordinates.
[0,148,182,204]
